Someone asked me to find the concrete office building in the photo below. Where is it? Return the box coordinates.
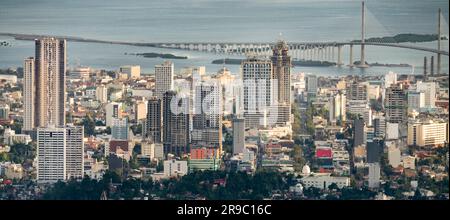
[353,118,365,147]
[105,102,123,127]
[135,99,147,121]
[0,104,9,120]
[348,81,368,101]
[232,117,245,155]
[144,97,162,143]
[96,85,108,103]
[407,119,448,147]
[385,84,406,123]
[407,91,425,112]
[163,91,190,156]
[416,81,437,108]
[368,162,381,188]
[111,118,129,140]
[155,61,174,99]
[119,65,140,79]
[192,83,223,153]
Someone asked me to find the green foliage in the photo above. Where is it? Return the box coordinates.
[130,123,142,136]
[41,170,291,200]
[82,114,96,136]
[4,143,35,164]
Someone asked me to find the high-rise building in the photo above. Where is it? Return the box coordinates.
[23,38,66,130]
[387,143,401,168]
[144,97,162,143]
[135,99,147,121]
[348,81,368,101]
[271,41,291,101]
[95,85,108,103]
[347,100,372,126]
[385,84,406,123]
[0,104,10,120]
[105,102,123,127]
[111,118,129,140]
[407,91,425,112]
[119,65,140,79]
[271,40,292,125]
[372,115,386,138]
[368,162,380,188]
[353,118,365,147]
[306,75,318,94]
[232,117,245,155]
[367,139,382,163]
[36,125,84,183]
[163,91,190,156]
[23,57,35,132]
[329,92,346,124]
[155,61,174,99]
[407,119,448,147]
[384,71,397,88]
[416,81,436,108]
[241,56,273,128]
[192,82,222,153]
[35,38,66,127]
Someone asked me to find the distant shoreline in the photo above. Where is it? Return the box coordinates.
[212,58,411,68]
[126,52,188,59]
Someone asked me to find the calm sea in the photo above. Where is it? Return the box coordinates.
[0,0,448,75]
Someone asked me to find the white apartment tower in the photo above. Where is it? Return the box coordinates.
[23,57,35,132]
[329,92,346,124]
[96,84,108,103]
[36,125,84,183]
[241,57,274,128]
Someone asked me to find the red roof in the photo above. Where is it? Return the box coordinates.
[316,148,332,158]
[109,140,129,153]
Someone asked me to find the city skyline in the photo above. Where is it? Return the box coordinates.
[0,0,448,205]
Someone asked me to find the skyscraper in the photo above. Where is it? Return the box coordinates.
[23,38,66,130]
[329,92,346,124]
[23,57,35,132]
[348,81,368,101]
[368,162,380,188]
[416,81,436,108]
[385,84,406,123]
[111,118,129,140]
[353,118,365,147]
[271,40,292,125]
[163,91,190,156]
[271,40,291,104]
[36,125,84,183]
[95,84,108,103]
[35,38,66,127]
[306,75,318,94]
[105,102,123,127]
[232,117,245,155]
[155,61,174,99]
[191,82,222,154]
[144,96,162,143]
[241,56,274,128]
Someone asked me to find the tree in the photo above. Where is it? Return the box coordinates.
[82,114,96,136]
[328,183,339,191]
